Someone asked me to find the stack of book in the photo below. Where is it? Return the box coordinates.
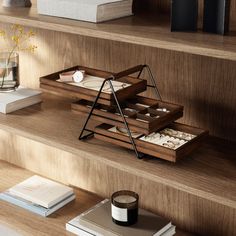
[66,199,176,236]
[0,87,42,114]
[0,175,75,217]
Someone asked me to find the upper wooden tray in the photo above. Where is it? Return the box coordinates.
[94,123,208,162]
[40,65,147,105]
[71,96,184,135]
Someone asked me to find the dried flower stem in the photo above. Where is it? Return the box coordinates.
[0,24,37,89]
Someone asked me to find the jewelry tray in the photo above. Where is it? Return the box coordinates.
[40,65,147,106]
[71,96,184,134]
[94,123,208,162]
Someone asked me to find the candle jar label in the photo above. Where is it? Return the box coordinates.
[111,204,128,222]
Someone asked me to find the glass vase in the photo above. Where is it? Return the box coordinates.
[0,52,19,92]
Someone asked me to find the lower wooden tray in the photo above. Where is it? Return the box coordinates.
[94,123,208,162]
[71,96,183,135]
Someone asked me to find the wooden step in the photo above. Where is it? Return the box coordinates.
[0,93,235,236]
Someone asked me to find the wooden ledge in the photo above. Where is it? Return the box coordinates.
[0,93,235,210]
[0,0,236,60]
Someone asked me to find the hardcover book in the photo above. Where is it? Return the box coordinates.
[0,191,75,217]
[203,0,230,35]
[9,175,74,208]
[66,199,175,236]
[0,87,42,114]
[37,0,133,23]
[171,0,198,31]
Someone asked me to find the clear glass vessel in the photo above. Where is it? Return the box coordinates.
[0,52,19,92]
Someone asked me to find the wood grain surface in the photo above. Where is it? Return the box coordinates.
[0,1,235,234]
[0,94,235,207]
[0,161,195,236]
[0,0,236,60]
[0,161,102,236]
[0,23,235,141]
[0,100,235,236]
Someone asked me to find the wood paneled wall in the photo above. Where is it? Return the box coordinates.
[0,23,236,141]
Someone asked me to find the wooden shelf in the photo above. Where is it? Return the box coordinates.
[0,161,102,236]
[0,93,235,210]
[0,161,194,236]
[0,0,236,60]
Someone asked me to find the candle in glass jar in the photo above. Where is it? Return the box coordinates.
[113,195,137,204]
[111,190,139,226]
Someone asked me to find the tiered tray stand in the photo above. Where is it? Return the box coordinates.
[40,64,207,162]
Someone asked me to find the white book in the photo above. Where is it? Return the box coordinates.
[161,225,176,236]
[37,0,133,23]
[66,199,174,236]
[9,175,74,208]
[0,191,75,217]
[0,87,42,114]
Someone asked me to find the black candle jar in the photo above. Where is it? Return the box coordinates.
[111,190,139,226]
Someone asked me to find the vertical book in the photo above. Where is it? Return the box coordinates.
[203,0,230,35]
[171,0,198,31]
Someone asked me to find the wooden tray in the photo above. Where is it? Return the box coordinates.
[71,96,184,135]
[94,123,208,162]
[40,65,147,105]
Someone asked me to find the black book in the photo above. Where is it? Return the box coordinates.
[203,0,230,35]
[171,0,198,32]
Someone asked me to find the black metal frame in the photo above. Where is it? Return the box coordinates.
[79,64,161,159]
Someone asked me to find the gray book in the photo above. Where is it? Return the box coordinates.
[0,191,75,217]
[66,199,175,236]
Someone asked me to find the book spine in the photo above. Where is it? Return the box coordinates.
[0,192,47,217]
[7,96,42,114]
[46,194,75,216]
[224,0,231,34]
[203,0,230,35]
[158,225,176,236]
[0,105,7,114]
[66,223,95,236]
[0,192,76,217]
[79,217,118,236]
[171,0,198,32]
